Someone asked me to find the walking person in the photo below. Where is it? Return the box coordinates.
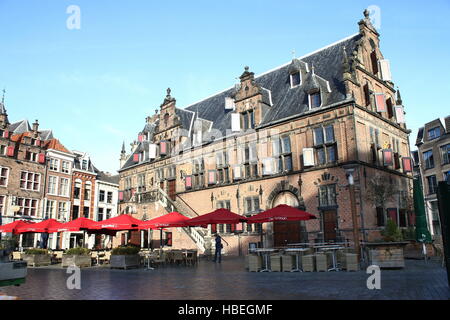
[213,233,228,263]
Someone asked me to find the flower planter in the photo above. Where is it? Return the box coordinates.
[366,242,408,269]
[22,254,51,267]
[110,255,140,269]
[62,255,92,268]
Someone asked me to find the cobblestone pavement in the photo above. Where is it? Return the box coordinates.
[1,258,449,300]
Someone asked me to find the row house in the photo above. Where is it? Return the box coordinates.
[415,116,450,237]
[118,10,414,255]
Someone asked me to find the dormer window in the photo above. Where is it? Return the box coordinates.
[427,127,440,140]
[309,91,322,109]
[290,72,301,88]
[82,159,88,170]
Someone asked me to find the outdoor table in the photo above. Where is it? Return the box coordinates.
[283,248,309,272]
[253,248,278,272]
[144,252,155,270]
[316,246,344,271]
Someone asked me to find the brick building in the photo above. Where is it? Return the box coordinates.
[118,10,414,255]
[415,116,450,236]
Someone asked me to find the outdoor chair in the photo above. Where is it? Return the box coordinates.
[99,251,111,264]
[166,250,175,264]
[173,250,184,265]
[152,251,166,267]
[185,251,197,266]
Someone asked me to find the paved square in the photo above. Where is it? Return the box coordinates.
[1,258,449,300]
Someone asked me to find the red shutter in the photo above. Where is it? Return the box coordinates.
[160,142,167,155]
[388,209,398,225]
[235,223,243,232]
[6,146,14,157]
[3,130,9,139]
[185,176,192,189]
[133,153,139,162]
[208,170,216,185]
[211,224,217,234]
[231,224,236,232]
[38,153,46,164]
[402,157,413,173]
[119,191,124,201]
[382,149,393,166]
[138,134,144,142]
[375,94,386,112]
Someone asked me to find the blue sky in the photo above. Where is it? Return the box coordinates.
[0,0,449,174]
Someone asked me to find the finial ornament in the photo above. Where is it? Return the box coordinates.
[364,9,369,18]
[244,66,249,72]
[1,88,5,104]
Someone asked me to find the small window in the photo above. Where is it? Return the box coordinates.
[423,150,434,169]
[290,72,301,88]
[427,127,440,140]
[427,175,437,195]
[309,92,321,108]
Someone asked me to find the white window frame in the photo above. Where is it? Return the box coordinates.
[0,166,9,187]
[49,158,59,171]
[20,171,41,192]
[59,177,70,197]
[47,175,58,195]
[61,161,71,174]
[45,200,56,219]
[290,71,302,88]
[308,91,322,109]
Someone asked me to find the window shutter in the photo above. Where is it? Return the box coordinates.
[185,176,192,189]
[262,158,274,175]
[211,224,217,234]
[382,149,393,166]
[370,51,378,74]
[235,222,243,232]
[118,191,124,201]
[148,144,157,159]
[38,153,46,164]
[303,148,315,167]
[231,224,236,232]
[208,170,216,185]
[379,59,392,81]
[225,97,235,110]
[402,157,413,173]
[374,93,386,112]
[233,165,242,180]
[160,141,167,155]
[138,134,145,142]
[395,106,405,123]
[231,113,241,132]
[388,208,398,225]
[6,146,14,157]
[2,130,9,139]
[133,153,139,162]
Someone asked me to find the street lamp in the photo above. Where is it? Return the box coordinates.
[344,165,360,260]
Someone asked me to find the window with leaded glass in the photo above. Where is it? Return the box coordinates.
[423,150,434,169]
[0,167,9,186]
[314,125,337,165]
[309,91,322,109]
[318,184,337,207]
[216,200,231,234]
[440,144,450,165]
[241,110,255,130]
[20,171,40,191]
[272,136,292,173]
[427,175,437,195]
[192,158,204,189]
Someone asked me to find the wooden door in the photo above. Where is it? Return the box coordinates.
[273,221,302,247]
[323,210,337,241]
[168,179,176,201]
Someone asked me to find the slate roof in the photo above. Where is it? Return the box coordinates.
[8,120,31,134]
[120,33,361,171]
[94,168,120,185]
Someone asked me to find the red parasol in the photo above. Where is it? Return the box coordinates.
[48,217,97,233]
[16,219,64,234]
[138,212,189,229]
[89,214,143,231]
[246,204,317,224]
[185,208,247,227]
[0,220,34,234]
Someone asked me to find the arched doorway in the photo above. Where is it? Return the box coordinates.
[272,191,307,247]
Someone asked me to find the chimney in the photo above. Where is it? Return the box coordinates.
[32,119,39,132]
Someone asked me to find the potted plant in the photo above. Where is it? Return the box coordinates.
[22,249,51,267]
[110,246,141,269]
[62,247,92,268]
[366,219,408,268]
